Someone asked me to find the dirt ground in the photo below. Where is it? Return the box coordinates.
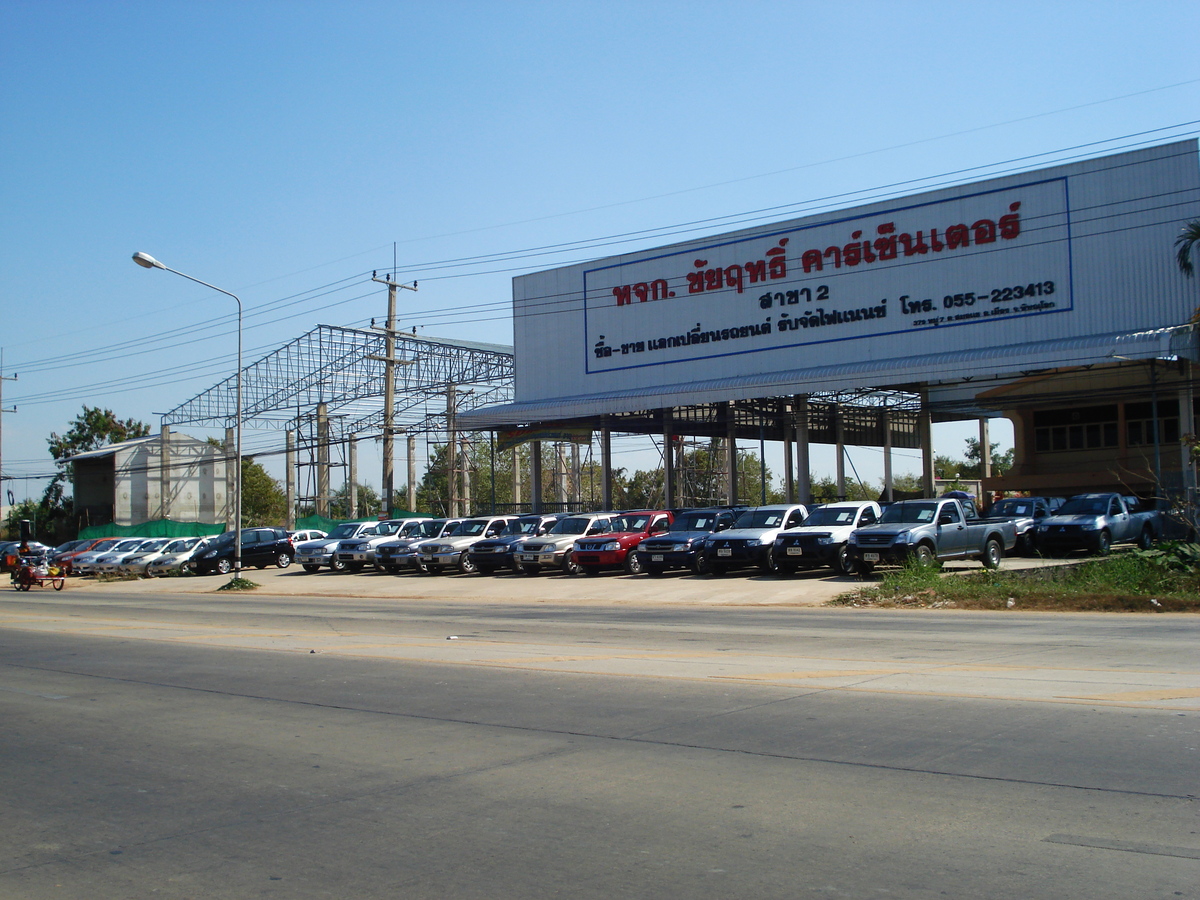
[56,555,1070,608]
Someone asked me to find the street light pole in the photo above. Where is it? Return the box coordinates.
[132,252,243,579]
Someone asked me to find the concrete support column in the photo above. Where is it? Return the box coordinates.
[407,433,417,513]
[530,440,543,514]
[224,426,236,529]
[882,406,893,503]
[285,429,296,529]
[348,433,358,518]
[663,408,675,510]
[725,402,738,506]
[835,400,846,500]
[316,403,330,518]
[783,430,794,503]
[159,425,171,521]
[1180,366,1196,502]
[511,445,522,509]
[793,394,811,505]
[446,386,457,517]
[460,436,471,515]
[601,421,613,511]
[555,443,567,507]
[979,418,992,479]
[919,389,935,498]
[571,442,581,507]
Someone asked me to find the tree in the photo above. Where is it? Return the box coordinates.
[240,458,288,527]
[31,406,152,543]
[329,483,382,519]
[963,438,1014,478]
[47,406,151,463]
[1176,219,1200,278]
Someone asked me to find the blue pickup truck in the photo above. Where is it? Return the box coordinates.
[846,497,1017,573]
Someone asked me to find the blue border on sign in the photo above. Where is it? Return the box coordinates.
[581,176,1074,376]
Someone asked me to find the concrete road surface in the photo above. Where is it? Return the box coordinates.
[1,587,1196,899]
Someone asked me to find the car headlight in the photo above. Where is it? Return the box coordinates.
[816,536,833,544]
[847,533,858,545]
[745,538,761,547]
[202,550,217,558]
[1080,523,1098,531]
[602,541,619,552]
[671,543,689,552]
[892,530,911,544]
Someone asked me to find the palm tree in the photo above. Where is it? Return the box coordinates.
[1177,219,1200,277]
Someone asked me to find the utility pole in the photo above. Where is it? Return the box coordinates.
[0,350,17,513]
[370,271,417,517]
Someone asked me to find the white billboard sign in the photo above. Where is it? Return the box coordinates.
[510,141,1200,410]
[584,178,1066,374]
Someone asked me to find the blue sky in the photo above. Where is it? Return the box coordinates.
[3,1,1200,505]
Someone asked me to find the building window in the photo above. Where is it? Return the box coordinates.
[1126,399,1179,448]
[1033,405,1118,454]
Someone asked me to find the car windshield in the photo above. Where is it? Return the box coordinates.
[670,512,722,532]
[612,514,652,532]
[441,522,464,537]
[734,510,787,529]
[142,539,170,552]
[550,516,593,535]
[1056,497,1109,516]
[328,523,361,539]
[801,507,860,526]
[991,500,1033,517]
[408,520,444,537]
[506,518,543,535]
[879,503,937,524]
[163,538,198,553]
[398,520,426,536]
[91,540,121,552]
[458,520,492,537]
[113,539,145,551]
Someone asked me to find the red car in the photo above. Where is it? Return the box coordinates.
[571,510,674,575]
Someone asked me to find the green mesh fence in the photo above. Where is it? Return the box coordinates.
[78,519,226,540]
[293,510,422,534]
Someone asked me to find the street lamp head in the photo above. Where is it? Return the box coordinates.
[132,252,164,270]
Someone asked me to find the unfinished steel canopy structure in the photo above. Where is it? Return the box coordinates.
[161,323,514,521]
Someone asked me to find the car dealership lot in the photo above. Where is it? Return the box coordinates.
[57,552,1074,607]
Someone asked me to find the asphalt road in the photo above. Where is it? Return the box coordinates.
[1,589,1197,899]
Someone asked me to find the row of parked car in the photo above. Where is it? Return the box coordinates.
[20,490,1160,584]
[292,491,1165,579]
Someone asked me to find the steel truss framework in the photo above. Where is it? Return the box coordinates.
[162,324,516,443]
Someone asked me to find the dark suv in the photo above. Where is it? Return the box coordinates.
[193,527,294,575]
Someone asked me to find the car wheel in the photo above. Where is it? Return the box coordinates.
[1018,532,1037,557]
[276,553,292,569]
[981,538,1003,570]
[623,552,643,575]
[914,544,938,568]
[1094,530,1112,556]
[560,554,579,576]
[330,557,346,572]
[690,554,709,575]
[1136,526,1154,551]
[302,564,320,573]
[833,544,851,575]
[216,558,232,575]
[457,552,477,575]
